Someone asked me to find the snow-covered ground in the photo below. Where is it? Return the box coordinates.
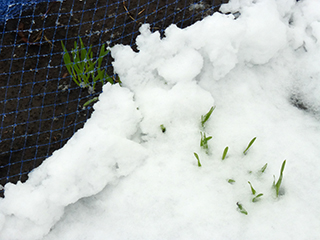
[1,0,320,239]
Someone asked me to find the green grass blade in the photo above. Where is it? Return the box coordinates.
[274,160,286,197]
[236,202,248,215]
[98,44,108,67]
[88,45,93,58]
[62,53,73,74]
[260,163,268,173]
[61,41,72,70]
[222,146,229,160]
[61,40,67,52]
[92,69,105,88]
[72,59,80,71]
[200,132,212,145]
[99,43,108,56]
[61,41,80,86]
[63,56,72,73]
[87,46,93,68]
[73,39,84,74]
[248,181,256,195]
[79,37,86,61]
[87,60,96,72]
[97,50,108,73]
[96,45,111,84]
[81,45,87,63]
[83,97,99,108]
[243,137,257,155]
[200,132,212,154]
[93,69,105,82]
[104,75,114,84]
[194,152,201,167]
[72,63,82,79]
[81,72,90,86]
[228,179,235,184]
[73,49,83,75]
[252,193,263,202]
[61,41,71,62]
[87,60,96,80]
[201,106,215,128]
[200,132,204,147]
[73,41,78,56]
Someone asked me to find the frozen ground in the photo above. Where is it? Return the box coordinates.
[1,0,320,239]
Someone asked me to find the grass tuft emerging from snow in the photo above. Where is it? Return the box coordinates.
[243,137,257,155]
[273,160,287,197]
[221,146,229,160]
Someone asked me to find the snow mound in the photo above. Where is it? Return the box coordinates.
[1,0,320,239]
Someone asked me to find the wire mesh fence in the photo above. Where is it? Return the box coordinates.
[0,0,228,197]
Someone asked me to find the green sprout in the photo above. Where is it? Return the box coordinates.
[160,124,166,133]
[243,137,257,155]
[82,97,99,108]
[273,160,286,197]
[200,132,212,154]
[236,202,248,215]
[61,37,113,92]
[228,179,235,184]
[248,181,256,195]
[194,152,202,167]
[247,181,263,202]
[252,193,263,202]
[259,163,268,173]
[201,106,215,129]
[222,146,229,160]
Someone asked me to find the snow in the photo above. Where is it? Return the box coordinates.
[1,0,320,239]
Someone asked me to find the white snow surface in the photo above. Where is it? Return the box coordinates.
[1,0,320,239]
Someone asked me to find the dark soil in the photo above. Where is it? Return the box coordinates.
[0,0,228,197]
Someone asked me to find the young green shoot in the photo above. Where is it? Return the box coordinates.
[61,37,113,91]
[82,97,99,108]
[259,163,268,173]
[194,152,201,167]
[243,137,257,155]
[248,181,263,202]
[248,181,256,195]
[160,124,166,133]
[201,106,215,129]
[200,132,212,154]
[228,179,235,184]
[252,193,263,202]
[273,160,286,197]
[222,146,229,160]
[236,202,248,215]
